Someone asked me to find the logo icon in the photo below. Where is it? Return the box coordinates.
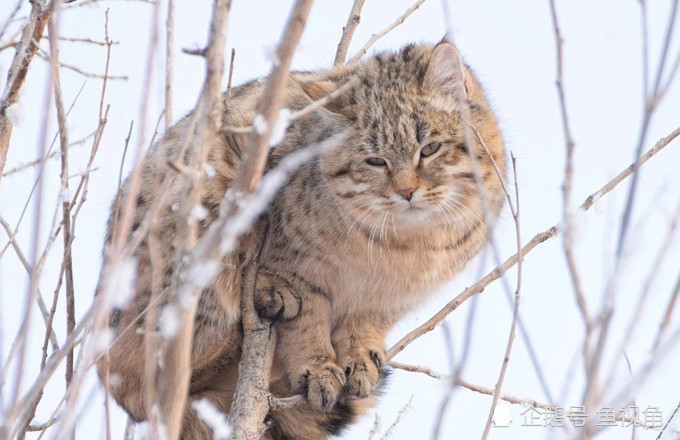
[493,403,512,427]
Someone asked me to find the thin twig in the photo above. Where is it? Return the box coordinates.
[11,307,93,439]
[267,394,305,411]
[1,130,93,177]
[618,0,679,255]
[25,418,58,432]
[333,0,366,66]
[53,35,118,46]
[606,196,680,391]
[111,0,161,256]
[389,362,554,409]
[46,9,77,412]
[0,216,59,351]
[653,269,680,350]
[379,396,412,440]
[34,50,128,80]
[222,76,359,135]
[347,0,426,64]
[548,0,590,333]
[223,48,236,118]
[109,121,134,243]
[480,155,522,440]
[164,0,175,128]
[0,0,23,42]
[656,400,680,440]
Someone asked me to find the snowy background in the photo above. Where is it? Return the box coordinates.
[1,0,680,439]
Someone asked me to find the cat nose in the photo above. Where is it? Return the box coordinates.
[396,187,416,201]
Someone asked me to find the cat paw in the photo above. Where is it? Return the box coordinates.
[254,273,301,321]
[339,348,385,398]
[299,362,346,412]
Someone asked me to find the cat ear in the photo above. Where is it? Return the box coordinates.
[298,80,351,116]
[423,40,468,99]
[299,80,335,102]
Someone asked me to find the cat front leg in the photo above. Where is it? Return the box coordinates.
[273,291,346,412]
[331,314,391,398]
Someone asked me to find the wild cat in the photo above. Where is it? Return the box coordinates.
[98,40,506,439]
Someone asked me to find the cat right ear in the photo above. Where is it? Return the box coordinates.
[423,40,468,100]
[298,80,352,117]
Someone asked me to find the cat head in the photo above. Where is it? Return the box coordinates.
[300,41,505,232]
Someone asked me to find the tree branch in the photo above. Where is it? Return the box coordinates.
[333,0,365,66]
[155,1,230,438]
[235,0,315,194]
[0,0,52,189]
[347,0,426,65]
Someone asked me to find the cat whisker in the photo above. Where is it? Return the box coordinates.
[379,212,391,253]
[441,197,483,231]
[367,212,387,263]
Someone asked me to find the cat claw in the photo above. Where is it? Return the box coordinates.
[340,348,385,398]
[301,362,346,412]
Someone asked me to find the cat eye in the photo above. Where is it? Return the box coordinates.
[420,142,441,158]
[365,157,387,166]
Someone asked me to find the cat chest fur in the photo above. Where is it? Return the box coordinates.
[262,193,486,318]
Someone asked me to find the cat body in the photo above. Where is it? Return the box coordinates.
[99,41,506,439]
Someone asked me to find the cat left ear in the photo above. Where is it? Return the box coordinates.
[423,40,468,99]
[298,80,351,116]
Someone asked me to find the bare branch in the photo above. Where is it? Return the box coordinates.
[0,216,59,349]
[548,0,590,335]
[0,0,22,42]
[53,35,119,46]
[234,0,315,194]
[229,2,316,437]
[229,225,276,440]
[480,156,522,440]
[164,0,175,128]
[154,0,230,437]
[379,396,412,440]
[0,0,52,187]
[45,8,76,405]
[333,0,365,66]
[653,269,680,350]
[347,0,426,64]
[618,0,679,255]
[34,51,128,80]
[267,395,305,411]
[11,307,93,439]
[656,400,680,440]
[390,361,554,409]
[223,76,359,135]
[1,131,93,177]
[224,48,236,117]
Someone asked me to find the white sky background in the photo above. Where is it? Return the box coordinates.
[1,0,680,439]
